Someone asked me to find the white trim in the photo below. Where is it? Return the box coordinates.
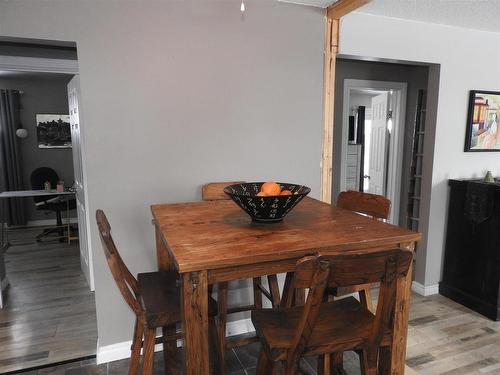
[0,55,78,74]
[97,318,255,365]
[340,79,407,224]
[225,317,255,337]
[412,281,439,296]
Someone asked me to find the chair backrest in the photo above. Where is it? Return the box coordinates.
[30,167,59,204]
[337,190,391,220]
[202,181,245,201]
[96,209,142,316]
[279,255,330,366]
[324,248,413,349]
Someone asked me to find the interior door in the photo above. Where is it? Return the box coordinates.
[68,75,94,290]
[367,92,389,195]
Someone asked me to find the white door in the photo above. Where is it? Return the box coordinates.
[367,92,389,196]
[68,75,94,290]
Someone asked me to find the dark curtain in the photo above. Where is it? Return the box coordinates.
[0,90,26,226]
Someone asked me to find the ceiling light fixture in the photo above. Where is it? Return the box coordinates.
[240,1,245,12]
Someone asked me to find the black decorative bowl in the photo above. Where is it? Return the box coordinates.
[223,182,311,223]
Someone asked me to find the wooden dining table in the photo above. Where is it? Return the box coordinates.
[151,197,421,375]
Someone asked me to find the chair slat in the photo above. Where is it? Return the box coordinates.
[337,190,391,220]
[202,181,244,201]
[96,209,141,315]
[324,249,413,288]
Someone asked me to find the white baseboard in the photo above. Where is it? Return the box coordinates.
[96,318,255,365]
[412,281,439,296]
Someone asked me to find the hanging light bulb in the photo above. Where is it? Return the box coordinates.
[240,0,245,12]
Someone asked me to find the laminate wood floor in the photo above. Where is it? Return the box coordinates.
[406,293,500,375]
[5,244,500,375]
[0,231,97,373]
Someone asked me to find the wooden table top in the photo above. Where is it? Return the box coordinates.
[151,197,421,273]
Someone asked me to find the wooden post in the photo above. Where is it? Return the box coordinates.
[327,0,371,19]
[320,17,339,204]
[321,0,372,204]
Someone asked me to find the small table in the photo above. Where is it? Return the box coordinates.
[152,197,421,375]
[0,189,76,308]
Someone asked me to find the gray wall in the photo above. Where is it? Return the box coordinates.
[0,73,75,221]
[0,1,324,347]
[332,58,429,227]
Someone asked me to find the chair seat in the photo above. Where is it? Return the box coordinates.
[251,296,377,361]
[138,271,218,329]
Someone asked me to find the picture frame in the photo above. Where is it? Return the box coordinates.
[36,114,72,149]
[465,90,500,152]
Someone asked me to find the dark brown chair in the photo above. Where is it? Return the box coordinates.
[251,249,413,375]
[202,182,281,365]
[96,210,221,375]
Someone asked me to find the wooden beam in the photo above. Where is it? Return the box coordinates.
[320,17,339,204]
[327,0,371,20]
[320,0,372,203]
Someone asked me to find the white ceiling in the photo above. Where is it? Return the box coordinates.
[279,0,500,34]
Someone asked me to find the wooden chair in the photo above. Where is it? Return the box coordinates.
[337,190,391,221]
[334,190,392,311]
[251,249,413,375]
[96,210,221,375]
[202,182,282,365]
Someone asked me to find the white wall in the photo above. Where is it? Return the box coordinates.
[340,12,500,287]
[0,0,324,348]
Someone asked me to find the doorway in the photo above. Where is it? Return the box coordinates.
[340,79,407,223]
[0,38,96,372]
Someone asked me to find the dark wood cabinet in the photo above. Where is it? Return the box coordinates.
[440,179,500,321]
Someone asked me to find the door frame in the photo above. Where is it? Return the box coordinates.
[0,55,95,290]
[340,79,407,224]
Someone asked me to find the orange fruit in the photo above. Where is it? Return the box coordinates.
[256,191,268,197]
[260,181,281,196]
[280,190,292,196]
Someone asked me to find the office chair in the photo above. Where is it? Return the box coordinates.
[30,167,76,242]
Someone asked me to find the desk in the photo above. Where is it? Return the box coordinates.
[0,190,76,308]
[152,197,421,374]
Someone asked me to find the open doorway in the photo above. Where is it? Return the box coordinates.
[332,58,432,228]
[0,38,96,372]
[340,80,407,223]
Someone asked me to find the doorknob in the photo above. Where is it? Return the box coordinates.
[364,175,371,179]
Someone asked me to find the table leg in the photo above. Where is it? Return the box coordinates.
[181,270,209,375]
[66,198,70,244]
[155,224,175,271]
[381,241,415,374]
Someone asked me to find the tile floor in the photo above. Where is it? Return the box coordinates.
[11,344,363,375]
[20,292,500,374]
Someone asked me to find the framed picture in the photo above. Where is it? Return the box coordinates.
[36,114,72,149]
[465,90,500,152]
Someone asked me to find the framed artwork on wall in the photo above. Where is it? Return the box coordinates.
[465,90,500,152]
[36,114,72,149]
